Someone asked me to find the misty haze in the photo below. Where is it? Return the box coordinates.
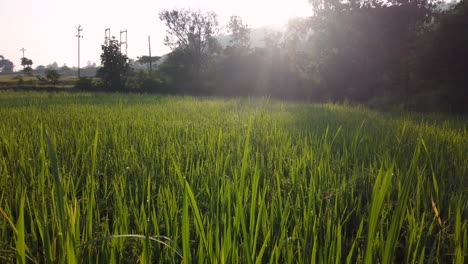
[0,0,467,263]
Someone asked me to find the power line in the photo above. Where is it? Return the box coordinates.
[76,25,83,78]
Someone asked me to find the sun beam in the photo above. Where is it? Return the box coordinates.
[217,0,313,27]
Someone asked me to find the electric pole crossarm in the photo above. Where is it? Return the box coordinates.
[120,30,128,55]
[20,48,26,59]
[105,28,111,46]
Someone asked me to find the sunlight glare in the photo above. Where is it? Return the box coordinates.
[220,0,313,27]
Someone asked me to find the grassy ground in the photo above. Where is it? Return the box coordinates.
[0,91,467,263]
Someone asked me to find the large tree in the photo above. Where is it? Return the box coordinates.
[210,16,256,96]
[21,57,33,76]
[417,0,468,112]
[0,55,14,73]
[303,0,440,101]
[225,15,251,54]
[159,9,220,87]
[97,37,131,91]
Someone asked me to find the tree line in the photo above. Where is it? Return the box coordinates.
[107,0,464,112]
[3,0,466,112]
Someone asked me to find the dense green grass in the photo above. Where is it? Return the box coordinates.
[0,91,467,263]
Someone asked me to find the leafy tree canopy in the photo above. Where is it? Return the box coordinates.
[0,55,14,73]
[97,37,131,91]
[159,9,220,86]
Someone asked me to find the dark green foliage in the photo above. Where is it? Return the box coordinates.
[35,65,46,76]
[13,75,24,85]
[36,75,48,84]
[21,57,33,76]
[75,77,94,91]
[58,65,72,76]
[136,56,160,66]
[154,2,468,113]
[0,55,14,73]
[97,37,131,91]
[158,48,197,93]
[158,9,220,90]
[125,70,167,92]
[45,69,60,86]
[416,0,468,112]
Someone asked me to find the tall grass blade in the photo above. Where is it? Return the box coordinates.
[45,130,67,239]
[364,165,394,263]
[15,193,26,264]
[382,168,413,263]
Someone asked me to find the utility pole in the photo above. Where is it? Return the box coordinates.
[105,28,111,46]
[148,36,152,73]
[120,30,128,55]
[20,48,26,59]
[19,48,27,70]
[76,25,83,78]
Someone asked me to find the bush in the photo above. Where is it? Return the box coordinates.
[366,95,406,112]
[74,77,94,90]
[36,76,48,84]
[125,70,167,92]
[13,75,24,85]
[45,69,60,86]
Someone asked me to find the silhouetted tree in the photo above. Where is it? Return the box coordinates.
[35,65,46,75]
[302,0,440,101]
[417,0,468,112]
[81,63,99,77]
[45,69,60,86]
[46,62,59,70]
[58,65,72,76]
[137,55,161,72]
[137,56,161,65]
[21,57,33,75]
[0,55,14,73]
[225,15,251,54]
[97,37,131,91]
[209,16,257,96]
[158,48,193,92]
[159,9,220,90]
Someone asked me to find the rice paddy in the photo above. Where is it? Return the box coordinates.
[0,91,467,263]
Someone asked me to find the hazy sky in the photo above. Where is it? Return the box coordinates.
[1,0,313,70]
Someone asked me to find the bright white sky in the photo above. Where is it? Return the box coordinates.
[0,0,313,70]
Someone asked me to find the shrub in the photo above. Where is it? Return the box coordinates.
[74,77,94,90]
[45,69,60,86]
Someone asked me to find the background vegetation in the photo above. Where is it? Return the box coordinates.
[140,0,468,113]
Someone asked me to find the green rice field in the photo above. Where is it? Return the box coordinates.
[0,91,467,263]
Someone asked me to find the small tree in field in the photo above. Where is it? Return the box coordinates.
[97,37,131,91]
[21,57,33,76]
[45,69,60,86]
